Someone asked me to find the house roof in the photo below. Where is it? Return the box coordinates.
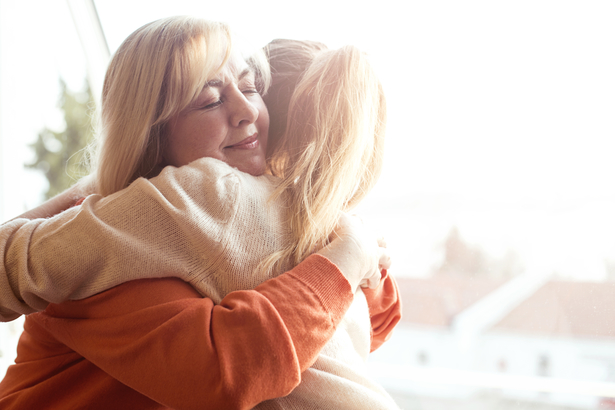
[490,281,615,339]
[395,275,615,339]
[395,275,506,327]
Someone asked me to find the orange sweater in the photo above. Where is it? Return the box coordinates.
[0,255,400,409]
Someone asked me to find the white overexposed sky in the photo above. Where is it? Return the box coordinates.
[1,0,615,280]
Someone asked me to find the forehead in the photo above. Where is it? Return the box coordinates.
[213,53,251,81]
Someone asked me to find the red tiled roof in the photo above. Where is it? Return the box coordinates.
[491,281,615,338]
[395,275,507,327]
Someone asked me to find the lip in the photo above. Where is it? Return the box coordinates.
[225,134,259,150]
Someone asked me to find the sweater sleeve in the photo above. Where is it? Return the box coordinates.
[0,158,241,321]
[33,254,352,410]
[363,269,402,352]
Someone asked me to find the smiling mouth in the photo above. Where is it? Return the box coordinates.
[225,134,259,149]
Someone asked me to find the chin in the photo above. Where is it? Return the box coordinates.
[246,165,266,177]
[236,159,266,177]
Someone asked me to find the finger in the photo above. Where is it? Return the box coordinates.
[329,212,349,241]
[377,236,387,248]
[328,230,341,242]
[360,268,382,289]
[330,212,359,241]
[378,247,392,270]
[360,279,375,289]
[366,276,380,289]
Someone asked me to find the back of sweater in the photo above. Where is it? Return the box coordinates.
[179,159,398,410]
[0,157,399,409]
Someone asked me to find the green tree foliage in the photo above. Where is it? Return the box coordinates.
[27,79,94,199]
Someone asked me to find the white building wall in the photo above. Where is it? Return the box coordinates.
[480,332,615,408]
[368,324,615,409]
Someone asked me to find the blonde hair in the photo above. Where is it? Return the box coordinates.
[262,39,329,158]
[91,16,270,196]
[262,43,387,274]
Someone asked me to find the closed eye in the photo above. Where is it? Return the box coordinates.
[202,99,223,110]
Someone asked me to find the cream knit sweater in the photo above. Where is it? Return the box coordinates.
[0,157,398,409]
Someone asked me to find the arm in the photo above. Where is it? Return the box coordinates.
[0,158,392,322]
[35,254,354,410]
[363,268,402,352]
[1,179,95,320]
[0,158,239,321]
[318,213,400,351]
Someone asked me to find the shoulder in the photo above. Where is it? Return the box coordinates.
[44,278,203,320]
[134,158,244,225]
[159,157,242,192]
[189,158,282,203]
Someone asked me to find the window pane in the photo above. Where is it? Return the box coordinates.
[2,2,615,408]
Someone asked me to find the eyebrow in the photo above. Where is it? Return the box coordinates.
[237,66,253,81]
[204,67,253,89]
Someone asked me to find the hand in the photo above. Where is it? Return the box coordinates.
[359,235,391,289]
[317,213,391,292]
[336,214,392,289]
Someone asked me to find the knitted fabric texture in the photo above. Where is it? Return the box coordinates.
[0,157,398,409]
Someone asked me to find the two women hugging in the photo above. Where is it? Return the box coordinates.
[0,16,401,410]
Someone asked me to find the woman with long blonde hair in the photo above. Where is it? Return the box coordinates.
[0,17,400,409]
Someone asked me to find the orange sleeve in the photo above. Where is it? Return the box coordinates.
[38,254,353,410]
[362,269,402,352]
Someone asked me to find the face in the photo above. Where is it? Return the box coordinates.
[163,56,269,176]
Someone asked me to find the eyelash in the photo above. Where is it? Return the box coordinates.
[201,89,259,110]
[203,100,223,110]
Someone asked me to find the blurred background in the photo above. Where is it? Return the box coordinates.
[1,1,614,408]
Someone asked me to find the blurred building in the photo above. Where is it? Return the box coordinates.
[369,275,615,409]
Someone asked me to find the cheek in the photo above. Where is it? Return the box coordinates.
[257,103,270,154]
[257,100,270,136]
[165,116,224,166]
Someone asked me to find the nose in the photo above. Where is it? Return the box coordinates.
[229,87,259,127]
